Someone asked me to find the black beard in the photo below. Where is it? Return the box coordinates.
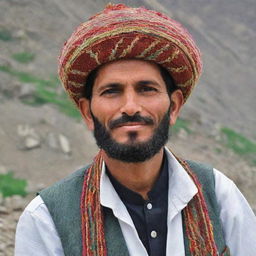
[91,110,170,163]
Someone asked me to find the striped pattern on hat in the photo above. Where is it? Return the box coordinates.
[58,3,202,106]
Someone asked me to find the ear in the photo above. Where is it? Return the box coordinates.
[169,89,184,126]
[78,98,94,131]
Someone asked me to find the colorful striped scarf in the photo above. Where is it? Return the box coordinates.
[80,150,230,255]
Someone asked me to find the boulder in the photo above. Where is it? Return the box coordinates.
[59,134,71,154]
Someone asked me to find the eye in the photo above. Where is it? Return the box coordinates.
[100,88,120,96]
[138,85,158,93]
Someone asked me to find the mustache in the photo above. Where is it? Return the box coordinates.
[109,113,154,129]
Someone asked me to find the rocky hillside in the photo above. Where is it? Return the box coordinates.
[0,0,255,254]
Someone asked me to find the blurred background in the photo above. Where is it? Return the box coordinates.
[0,0,255,254]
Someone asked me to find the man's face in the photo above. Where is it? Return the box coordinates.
[91,108,171,162]
[80,59,180,162]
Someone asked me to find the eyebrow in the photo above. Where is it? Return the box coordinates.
[97,83,122,91]
[96,80,161,92]
[136,80,161,87]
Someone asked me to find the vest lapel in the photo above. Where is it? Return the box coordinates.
[104,207,130,256]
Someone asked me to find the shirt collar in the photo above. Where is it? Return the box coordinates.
[105,153,168,205]
[164,147,198,220]
[100,161,134,226]
[100,147,198,222]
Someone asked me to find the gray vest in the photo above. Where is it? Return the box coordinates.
[39,161,228,255]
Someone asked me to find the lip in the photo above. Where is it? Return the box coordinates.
[115,122,146,128]
[115,122,146,130]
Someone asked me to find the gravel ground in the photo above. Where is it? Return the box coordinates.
[0,195,32,256]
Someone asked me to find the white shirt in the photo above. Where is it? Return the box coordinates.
[15,149,256,255]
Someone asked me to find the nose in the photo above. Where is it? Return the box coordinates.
[120,90,142,116]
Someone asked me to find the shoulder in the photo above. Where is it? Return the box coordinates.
[185,160,240,197]
[212,168,253,213]
[15,195,64,255]
[17,196,56,231]
[19,195,49,220]
[213,167,255,216]
[185,160,215,186]
[213,168,256,255]
[213,168,235,200]
[186,161,256,254]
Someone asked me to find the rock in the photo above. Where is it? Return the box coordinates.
[46,132,59,150]
[4,195,26,211]
[0,243,6,252]
[18,136,41,150]
[17,124,35,137]
[13,29,27,40]
[46,132,72,154]
[17,124,41,150]
[12,211,22,222]
[59,134,71,154]
[24,136,41,150]
[0,206,9,214]
[18,83,36,99]
[0,80,21,99]
[210,123,222,141]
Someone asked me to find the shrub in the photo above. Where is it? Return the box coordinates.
[12,52,35,63]
[0,172,27,198]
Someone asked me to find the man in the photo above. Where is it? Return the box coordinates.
[15,3,256,256]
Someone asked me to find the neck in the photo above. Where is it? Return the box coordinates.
[102,148,165,200]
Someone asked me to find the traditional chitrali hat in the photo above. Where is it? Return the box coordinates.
[58,3,202,106]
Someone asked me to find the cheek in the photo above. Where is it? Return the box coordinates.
[90,99,118,124]
[146,97,171,119]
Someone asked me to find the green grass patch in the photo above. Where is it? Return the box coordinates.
[221,127,256,155]
[12,52,35,63]
[0,172,27,198]
[172,118,191,134]
[221,127,256,165]
[0,29,13,41]
[0,65,80,119]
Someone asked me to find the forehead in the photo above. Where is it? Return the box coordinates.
[97,59,161,76]
[94,59,165,87]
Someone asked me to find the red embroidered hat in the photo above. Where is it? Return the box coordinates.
[58,3,202,106]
